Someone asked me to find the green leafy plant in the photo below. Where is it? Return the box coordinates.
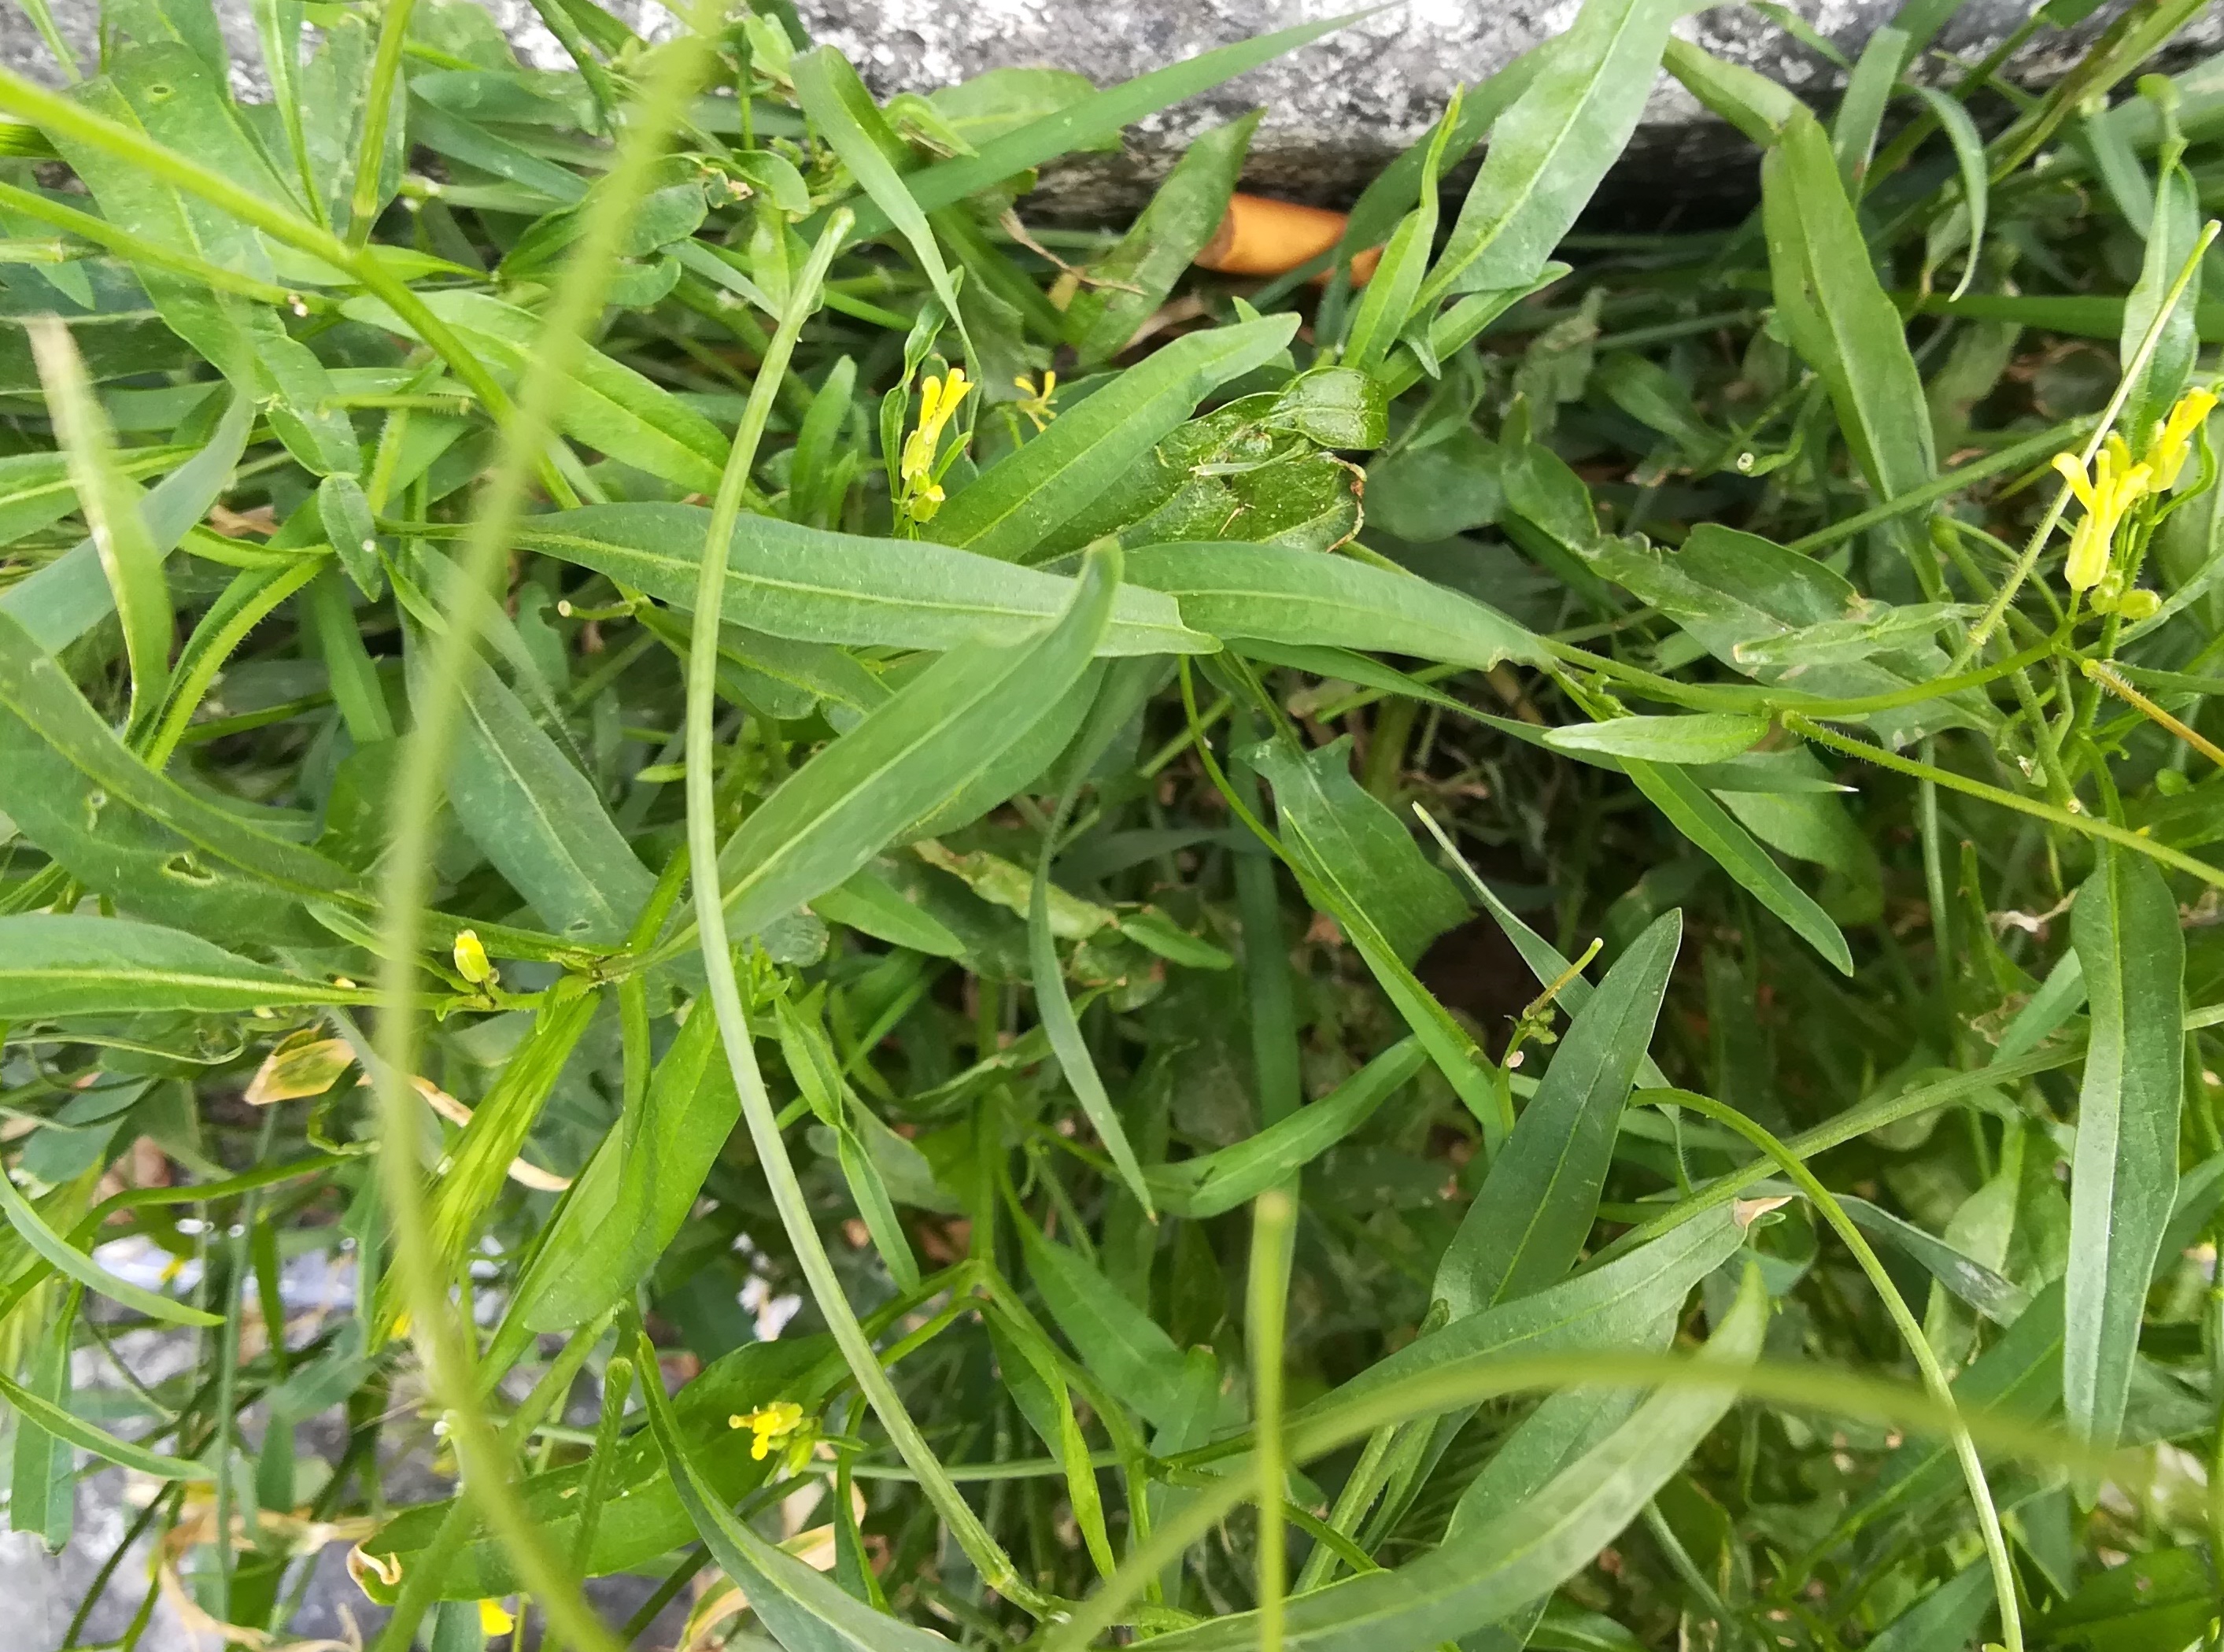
[2,2,2222,1650]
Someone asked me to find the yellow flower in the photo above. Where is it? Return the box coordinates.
[478,1598,515,1635]
[730,1400,806,1462]
[1013,371,1058,432]
[899,367,972,513]
[452,928,494,986]
[2052,434,2152,593]
[2145,383,2218,491]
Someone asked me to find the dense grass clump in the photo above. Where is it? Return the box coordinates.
[2,1,2224,1648]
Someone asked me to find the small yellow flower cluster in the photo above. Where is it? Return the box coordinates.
[730,1399,816,1473]
[2052,384,2218,615]
[899,368,971,524]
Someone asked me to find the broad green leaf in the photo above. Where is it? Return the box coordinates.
[899,660,1103,842]
[1244,735,1467,966]
[514,503,1208,656]
[1422,0,1682,301]
[1434,1381,1655,1650]
[0,912,362,1017]
[0,1158,219,1326]
[0,1360,217,1482]
[1435,910,1681,1318]
[1127,541,1547,673]
[502,990,739,1340]
[925,316,1299,562]
[1150,1037,1427,1218]
[420,650,654,947]
[1151,1265,1767,1651]
[1622,754,1853,974]
[1066,112,1258,365]
[2066,848,2183,1452]
[1760,109,1937,583]
[0,390,253,653]
[0,615,337,945]
[1543,714,1768,766]
[25,316,168,726]
[1021,1225,1195,1432]
[1299,1204,1745,1427]
[712,544,1119,941]
[840,13,1371,238]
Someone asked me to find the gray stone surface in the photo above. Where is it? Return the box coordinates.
[2,1,2220,209]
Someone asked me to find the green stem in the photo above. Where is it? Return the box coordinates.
[1644,1088,2023,1652]
[1960,222,2218,661]
[1250,1188,1295,1652]
[1785,711,2224,889]
[353,24,726,1652]
[1786,418,2093,556]
[678,207,1042,1614]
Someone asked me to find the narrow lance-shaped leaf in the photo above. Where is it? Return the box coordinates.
[0,1362,217,1483]
[0,912,366,1018]
[1760,107,1939,591]
[498,995,741,1344]
[2120,142,2203,449]
[2066,847,2183,1453]
[1435,909,1682,1319]
[1067,111,1258,365]
[1625,754,1853,974]
[838,11,1372,237]
[513,503,1209,657]
[1420,0,1683,303]
[1298,1204,1746,1428]
[1151,1038,1428,1219]
[1149,1265,1768,1651]
[1543,713,1769,766]
[27,316,169,728]
[0,390,253,655]
[794,48,970,358]
[1127,540,1547,673]
[711,542,1121,941]
[410,644,655,948]
[0,1159,220,1327]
